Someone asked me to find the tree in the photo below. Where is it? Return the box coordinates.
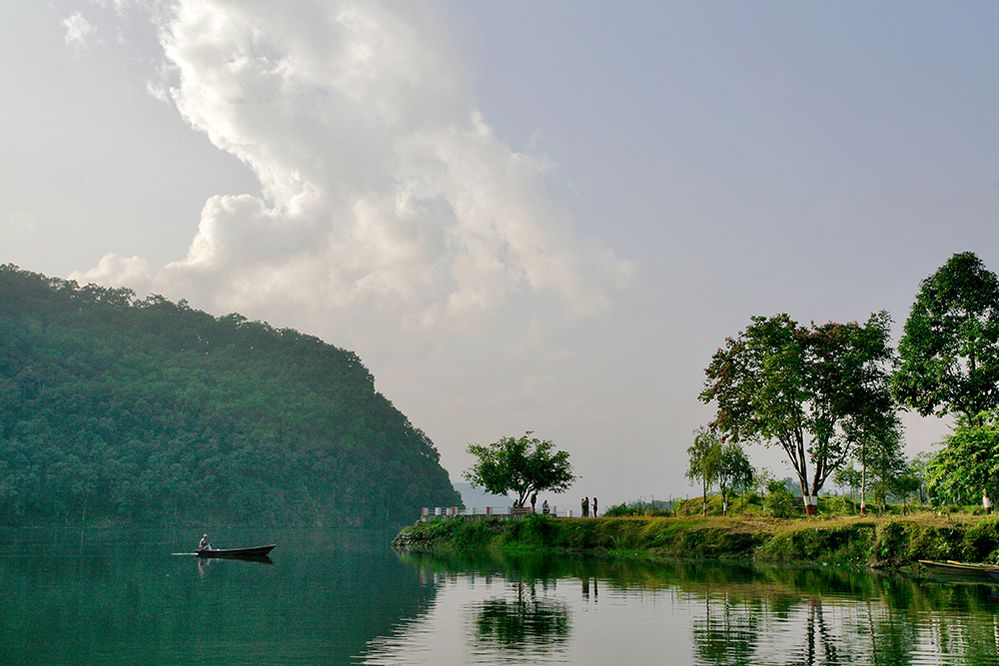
[464,433,576,507]
[889,460,923,514]
[716,443,753,516]
[910,451,933,504]
[833,464,861,506]
[844,409,903,516]
[893,252,999,422]
[701,312,895,515]
[865,428,907,513]
[686,427,721,517]
[926,413,999,509]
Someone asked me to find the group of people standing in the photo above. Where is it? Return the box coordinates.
[517,493,596,517]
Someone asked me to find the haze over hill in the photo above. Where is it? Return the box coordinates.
[0,265,459,526]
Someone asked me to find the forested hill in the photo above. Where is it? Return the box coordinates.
[0,264,460,527]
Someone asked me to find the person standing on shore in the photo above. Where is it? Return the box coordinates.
[581,497,589,517]
[531,492,537,513]
[592,497,598,517]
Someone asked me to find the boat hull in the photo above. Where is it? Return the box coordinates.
[197,544,276,559]
[919,559,995,578]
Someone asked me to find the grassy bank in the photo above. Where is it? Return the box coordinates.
[392,513,999,567]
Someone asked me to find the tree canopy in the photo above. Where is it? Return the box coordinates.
[926,412,999,507]
[463,433,576,506]
[686,427,720,517]
[0,264,459,526]
[685,427,753,516]
[700,311,896,514]
[715,442,754,516]
[893,251,999,420]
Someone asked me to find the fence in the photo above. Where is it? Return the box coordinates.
[420,505,567,520]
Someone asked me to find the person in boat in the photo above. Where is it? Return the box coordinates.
[198,534,212,551]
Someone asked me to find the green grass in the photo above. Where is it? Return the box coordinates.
[393,513,999,568]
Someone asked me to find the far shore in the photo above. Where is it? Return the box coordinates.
[392,513,999,569]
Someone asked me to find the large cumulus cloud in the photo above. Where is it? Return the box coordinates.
[76,0,630,329]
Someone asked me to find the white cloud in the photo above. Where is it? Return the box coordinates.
[62,12,97,53]
[72,254,154,295]
[85,0,631,328]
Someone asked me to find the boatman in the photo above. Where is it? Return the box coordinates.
[198,534,212,551]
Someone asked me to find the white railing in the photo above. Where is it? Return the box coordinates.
[420,505,564,520]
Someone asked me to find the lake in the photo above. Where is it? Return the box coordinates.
[2,527,998,664]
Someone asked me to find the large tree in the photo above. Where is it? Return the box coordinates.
[464,433,576,507]
[893,252,999,421]
[700,311,895,514]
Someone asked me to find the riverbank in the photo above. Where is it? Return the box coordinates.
[392,514,999,567]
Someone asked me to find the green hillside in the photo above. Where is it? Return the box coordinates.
[0,264,459,526]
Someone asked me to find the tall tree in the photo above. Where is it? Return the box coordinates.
[464,433,576,508]
[701,312,895,514]
[686,427,721,517]
[893,252,999,421]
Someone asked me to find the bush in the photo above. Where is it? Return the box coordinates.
[603,502,671,517]
[765,481,799,518]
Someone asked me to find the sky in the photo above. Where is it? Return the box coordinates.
[3,0,999,507]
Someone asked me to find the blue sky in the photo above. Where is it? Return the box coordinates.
[3,1,998,505]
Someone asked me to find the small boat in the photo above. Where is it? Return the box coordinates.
[919,559,995,578]
[197,544,276,559]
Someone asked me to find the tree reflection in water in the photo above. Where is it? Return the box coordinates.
[473,581,571,653]
[406,550,999,665]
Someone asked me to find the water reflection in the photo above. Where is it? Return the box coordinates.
[474,582,571,652]
[399,551,999,665]
[0,528,438,664]
[194,554,273,576]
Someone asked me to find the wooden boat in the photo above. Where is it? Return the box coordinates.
[197,544,276,559]
[918,559,996,577]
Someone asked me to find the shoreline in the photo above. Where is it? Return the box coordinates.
[392,514,999,569]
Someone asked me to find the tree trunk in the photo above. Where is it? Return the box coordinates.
[799,477,817,516]
[860,440,867,517]
[794,439,816,515]
[702,477,708,517]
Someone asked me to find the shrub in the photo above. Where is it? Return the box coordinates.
[765,481,799,518]
[603,502,671,517]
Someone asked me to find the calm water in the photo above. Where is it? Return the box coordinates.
[2,528,999,664]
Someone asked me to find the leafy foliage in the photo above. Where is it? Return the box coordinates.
[701,311,896,514]
[926,413,999,507]
[686,427,752,516]
[463,433,575,507]
[893,252,999,420]
[0,264,459,526]
[716,443,754,516]
[764,480,800,518]
[686,427,720,516]
[603,501,672,517]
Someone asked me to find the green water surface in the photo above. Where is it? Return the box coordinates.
[2,528,998,664]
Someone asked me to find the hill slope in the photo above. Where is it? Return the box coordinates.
[0,264,460,526]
